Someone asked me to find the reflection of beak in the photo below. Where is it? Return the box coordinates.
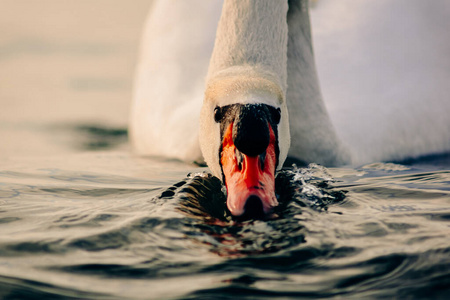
[221,122,278,217]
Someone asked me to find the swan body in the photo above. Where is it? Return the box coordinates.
[130,1,222,163]
[310,0,450,164]
[130,0,348,166]
[130,0,450,215]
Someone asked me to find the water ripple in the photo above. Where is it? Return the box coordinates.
[1,162,449,299]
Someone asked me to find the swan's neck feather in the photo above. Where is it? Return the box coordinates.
[205,71,284,108]
[206,0,289,96]
[285,0,350,165]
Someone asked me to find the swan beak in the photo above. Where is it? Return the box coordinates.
[221,122,278,217]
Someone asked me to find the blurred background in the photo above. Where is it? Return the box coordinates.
[0,0,152,159]
[1,0,449,164]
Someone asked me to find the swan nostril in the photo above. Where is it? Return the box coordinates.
[259,151,266,170]
[235,148,243,170]
[241,195,265,219]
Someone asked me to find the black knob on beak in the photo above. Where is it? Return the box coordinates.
[233,104,270,157]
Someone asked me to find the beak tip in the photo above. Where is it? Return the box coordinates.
[227,194,278,218]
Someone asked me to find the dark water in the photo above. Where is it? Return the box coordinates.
[1,143,449,299]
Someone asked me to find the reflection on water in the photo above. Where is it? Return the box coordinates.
[72,125,128,150]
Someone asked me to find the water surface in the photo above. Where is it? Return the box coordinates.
[1,151,449,299]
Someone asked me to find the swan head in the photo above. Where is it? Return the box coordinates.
[200,75,290,218]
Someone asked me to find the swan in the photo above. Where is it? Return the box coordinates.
[130,0,450,216]
[310,0,450,164]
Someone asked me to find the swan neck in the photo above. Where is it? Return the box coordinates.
[206,0,289,97]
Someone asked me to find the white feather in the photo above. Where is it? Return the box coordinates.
[130,0,450,170]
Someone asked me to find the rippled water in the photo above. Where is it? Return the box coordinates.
[1,148,449,299]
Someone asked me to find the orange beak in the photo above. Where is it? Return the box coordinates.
[220,122,278,217]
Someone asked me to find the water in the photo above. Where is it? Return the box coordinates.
[1,150,449,299]
[1,1,449,299]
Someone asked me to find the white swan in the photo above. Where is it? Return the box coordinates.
[310,0,450,164]
[130,0,450,216]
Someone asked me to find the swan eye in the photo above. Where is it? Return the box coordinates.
[214,106,222,123]
[271,107,281,124]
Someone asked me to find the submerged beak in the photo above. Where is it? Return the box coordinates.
[221,122,278,217]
